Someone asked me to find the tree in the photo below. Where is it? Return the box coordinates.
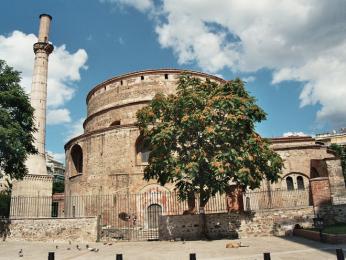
[329,144,346,181]
[0,60,37,180]
[53,180,65,194]
[137,75,283,237]
[0,179,11,218]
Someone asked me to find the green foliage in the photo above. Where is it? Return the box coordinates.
[137,75,283,207]
[0,60,37,180]
[53,180,65,194]
[329,144,346,180]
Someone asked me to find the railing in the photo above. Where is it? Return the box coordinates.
[243,188,311,211]
[9,188,312,219]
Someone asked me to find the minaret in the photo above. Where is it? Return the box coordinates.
[10,14,54,218]
[27,14,54,176]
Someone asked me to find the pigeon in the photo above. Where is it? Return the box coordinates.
[76,245,81,250]
[18,249,23,257]
[88,247,99,252]
[56,245,59,249]
[67,247,71,250]
[86,244,89,249]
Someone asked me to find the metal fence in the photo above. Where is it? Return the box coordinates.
[243,188,311,211]
[8,188,312,240]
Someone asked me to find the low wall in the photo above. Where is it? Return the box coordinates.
[159,207,315,240]
[318,204,346,225]
[1,217,99,242]
[294,229,346,244]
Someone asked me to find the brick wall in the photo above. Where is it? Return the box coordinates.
[159,207,315,240]
[3,217,99,242]
[310,177,331,206]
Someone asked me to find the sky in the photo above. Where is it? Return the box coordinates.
[0,0,345,163]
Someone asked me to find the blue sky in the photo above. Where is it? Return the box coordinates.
[1,0,345,162]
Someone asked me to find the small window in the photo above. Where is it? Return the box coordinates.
[286,177,294,191]
[297,176,305,190]
[110,120,121,127]
[136,136,150,164]
[164,74,168,80]
[120,80,123,86]
[141,75,144,80]
[140,146,150,163]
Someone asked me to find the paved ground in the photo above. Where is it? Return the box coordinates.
[0,236,345,260]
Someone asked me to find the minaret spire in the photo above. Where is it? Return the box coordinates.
[26,14,54,175]
[10,14,54,218]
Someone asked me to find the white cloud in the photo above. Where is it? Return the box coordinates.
[283,132,308,137]
[110,0,346,127]
[242,76,256,83]
[0,30,88,123]
[47,151,65,163]
[101,0,153,12]
[65,118,85,141]
[47,109,71,125]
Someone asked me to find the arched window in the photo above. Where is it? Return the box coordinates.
[286,176,294,191]
[110,120,121,127]
[71,144,83,175]
[297,176,305,190]
[136,136,150,164]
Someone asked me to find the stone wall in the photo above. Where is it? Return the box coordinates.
[159,207,315,240]
[317,204,346,225]
[3,217,99,242]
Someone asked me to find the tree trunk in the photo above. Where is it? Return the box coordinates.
[183,192,196,215]
[226,185,244,212]
[199,194,210,240]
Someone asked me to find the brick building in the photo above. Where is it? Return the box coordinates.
[62,69,345,239]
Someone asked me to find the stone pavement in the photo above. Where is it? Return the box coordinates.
[0,236,345,260]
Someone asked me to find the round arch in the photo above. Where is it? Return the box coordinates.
[70,144,83,176]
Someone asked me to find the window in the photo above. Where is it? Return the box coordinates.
[71,144,83,175]
[297,176,305,190]
[136,136,150,164]
[164,74,168,80]
[141,75,144,80]
[286,176,294,191]
[110,120,121,127]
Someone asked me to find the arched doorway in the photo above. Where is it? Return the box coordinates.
[147,204,162,229]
